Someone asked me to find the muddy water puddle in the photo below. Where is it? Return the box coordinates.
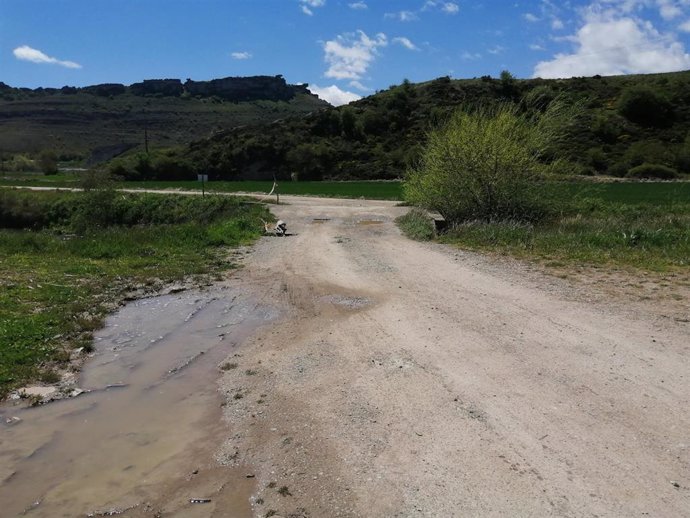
[0,285,277,517]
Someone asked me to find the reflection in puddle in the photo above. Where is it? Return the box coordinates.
[0,285,277,517]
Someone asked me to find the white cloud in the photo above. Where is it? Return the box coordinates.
[442,2,460,14]
[323,30,387,80]
[308,84,361,106]
[487,45,506,55]
[461,51,482,60]
[231,51,252,60]
[385,10,419,21]
[657,0,683,20]
[422,1,459,14]
[393,36,419,50]
[349,1,367,9]
[552,17,565,29]
[13,45,81,69]
[530,43,546,50]
[680,19,690,31]
[534,13,690,78]
[349,80,370,91]
[299,0,325,16]
[524,13,540,22]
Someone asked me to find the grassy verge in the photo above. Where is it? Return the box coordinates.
[396,208,436,241]
[0,189,270,397]
[400,183,690,272]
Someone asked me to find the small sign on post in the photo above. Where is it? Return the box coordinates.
[197,174,208,196]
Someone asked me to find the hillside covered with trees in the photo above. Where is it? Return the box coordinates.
[109,70,690,182]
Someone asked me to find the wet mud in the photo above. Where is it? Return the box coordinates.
[0,285,277,517]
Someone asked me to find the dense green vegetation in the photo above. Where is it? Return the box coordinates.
[399,182,690,271]
[405,102,577,224]
[0,189,269,397]
[125,71,690,182]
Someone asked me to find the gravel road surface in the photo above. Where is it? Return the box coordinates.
[216,196,689,517]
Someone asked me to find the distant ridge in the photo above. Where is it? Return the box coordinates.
[0,75,313,103]
[0,75,328,160]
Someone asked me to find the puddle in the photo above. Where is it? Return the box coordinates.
[0,286,277,517]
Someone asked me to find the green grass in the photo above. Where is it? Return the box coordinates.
[396,208,436,241]
[0,190,269,397]
[0,176,404,200]
[433,191,690,271]
[121,180,404,200]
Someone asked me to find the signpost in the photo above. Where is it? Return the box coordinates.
[197,174,208,197]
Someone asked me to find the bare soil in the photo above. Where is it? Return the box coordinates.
[218,195,689,517]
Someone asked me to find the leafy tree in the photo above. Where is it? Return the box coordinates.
[38,150,58,175]
[404,102,574,224]
[499,70,518,99]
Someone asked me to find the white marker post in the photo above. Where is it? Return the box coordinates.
[197,174,208,197]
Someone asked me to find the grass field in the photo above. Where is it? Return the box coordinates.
[0,174,405,200]
[0,189,269,398]
[2,174,690,203]
[399,181,690,271]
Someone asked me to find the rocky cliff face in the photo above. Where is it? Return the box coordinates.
[0,76,311,103]
[183,75,298,101]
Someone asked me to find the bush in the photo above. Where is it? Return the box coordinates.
[626,163,678,180]
[404,102,574,224]
[607,161,630,178]
[617,86,674,127]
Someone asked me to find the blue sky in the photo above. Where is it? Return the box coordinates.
[3,0,690,105]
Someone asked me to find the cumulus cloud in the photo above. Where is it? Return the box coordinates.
[393,36,419,50]
[441,2,460,14]
[231,51,252,60]
[680,19,690,31]
[524,13,540,22]
[349,1,367,9]
[13,45,81,69]
[299,0,325,16]
[534,12,690,78]
[323,30,387,80]
[308,84,361,106]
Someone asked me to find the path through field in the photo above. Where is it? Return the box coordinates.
[221,195,689,517]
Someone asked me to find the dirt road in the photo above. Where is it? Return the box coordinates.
[218,195,689,517]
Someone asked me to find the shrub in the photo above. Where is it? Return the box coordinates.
[623,140,674,168]
[626,163,678,180]
[617,86,674,127]
[404,102,575,224]
[607,161,630,178]
[38,150,58,175]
